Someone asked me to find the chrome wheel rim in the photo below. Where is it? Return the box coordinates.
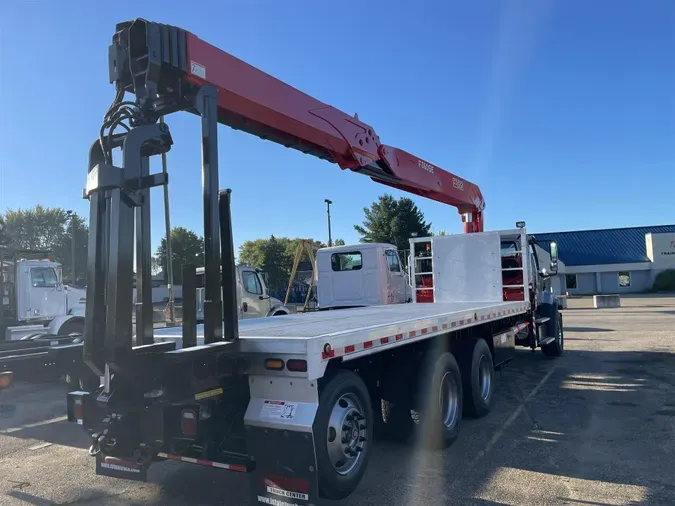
[326,393,367,475]
[439,372,460,428]
[478,354,492,401]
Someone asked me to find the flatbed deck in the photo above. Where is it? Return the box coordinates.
[155,300,529,375]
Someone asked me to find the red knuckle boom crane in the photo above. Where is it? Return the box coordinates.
[118,19,485,232]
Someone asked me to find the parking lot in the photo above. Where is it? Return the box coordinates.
[0,295,673,505]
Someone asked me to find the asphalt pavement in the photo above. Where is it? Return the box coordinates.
[0,295,673,505]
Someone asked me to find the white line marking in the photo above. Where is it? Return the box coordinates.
[468,365,558,468]
[0,415,68,435]
[28,442,53,451]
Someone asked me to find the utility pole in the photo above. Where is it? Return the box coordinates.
[160,116,176,325]
[324,199,333,247]
[66,210,76,284]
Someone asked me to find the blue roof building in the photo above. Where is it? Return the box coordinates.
[529,225,675,295]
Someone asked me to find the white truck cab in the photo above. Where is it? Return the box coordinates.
[316,243,411,309]
[1,255,86,340]
[195,265,290,321]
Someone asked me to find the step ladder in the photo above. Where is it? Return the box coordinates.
[410,239,435,303]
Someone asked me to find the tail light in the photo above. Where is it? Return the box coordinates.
[286,359,307,372]
[181,409,197,437]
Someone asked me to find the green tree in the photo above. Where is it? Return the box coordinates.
[0,215,9,246]
[354,194,431,250]
[238,236,326,293]
[155,227,205,285]
[2,206,89,282]
[334,238,346,246]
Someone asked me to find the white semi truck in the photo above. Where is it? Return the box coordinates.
[64,18,564,506]
[0,248,86,341]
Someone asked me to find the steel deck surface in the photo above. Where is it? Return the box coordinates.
[154,301,528,360]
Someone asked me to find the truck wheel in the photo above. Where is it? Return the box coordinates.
[542,313,564,358]
[457,338,494,418]
[314,370,373,500]
[419,352,463,449]
[59,319,84,337]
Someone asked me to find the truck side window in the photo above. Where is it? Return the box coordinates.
[331,252,362,271]
[242,271,262,295]
[385,250,401,272]
[31,267,58,288]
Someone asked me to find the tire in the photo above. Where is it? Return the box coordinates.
[457,338,494,418]
[418,352,463,449]
[58,319,84,337]
[314,370,373,500]
[542,313,564,358]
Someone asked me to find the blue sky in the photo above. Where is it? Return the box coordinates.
[1,1,674,256]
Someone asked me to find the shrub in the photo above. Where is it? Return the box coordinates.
[653,269,675,292]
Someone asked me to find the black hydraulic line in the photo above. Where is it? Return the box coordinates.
[194,85,223,344]
[219,189,239,342]
[182,264,197,348]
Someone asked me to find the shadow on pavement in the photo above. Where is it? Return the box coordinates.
[1,348,674,505]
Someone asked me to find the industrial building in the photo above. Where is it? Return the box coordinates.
[533,225,675,295]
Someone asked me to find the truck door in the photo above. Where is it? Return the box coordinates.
[385,249,406,304]
[240,269,265,318]
[26,265,63,320]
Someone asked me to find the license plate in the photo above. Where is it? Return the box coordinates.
[96,456,147,482]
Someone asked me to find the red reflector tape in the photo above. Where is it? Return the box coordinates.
[421,328,428,335]
[345,344,355,353]
[157,453,248,473]
[380,337,389,344]
[363,341,373,349]
[395,333,403,340]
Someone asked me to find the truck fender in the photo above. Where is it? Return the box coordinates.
[48,314,85,336]
[266,304,291,317]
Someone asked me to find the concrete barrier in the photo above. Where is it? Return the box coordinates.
[593,294,621,308]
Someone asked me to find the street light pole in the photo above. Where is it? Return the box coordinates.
[324,199,333,247]
[66,210,75,284]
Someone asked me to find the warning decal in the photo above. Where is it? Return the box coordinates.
[260,400,297,420]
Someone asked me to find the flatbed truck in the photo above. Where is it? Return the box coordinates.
[65,19,563,505]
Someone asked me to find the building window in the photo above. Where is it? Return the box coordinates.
[331,252,362,271]
[565,274,578,290]
[618,271,631,288]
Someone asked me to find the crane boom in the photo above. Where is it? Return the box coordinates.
[111,19,484,232]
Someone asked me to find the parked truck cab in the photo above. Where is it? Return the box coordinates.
[1,249,86,340]
[195,265,290,321]
[316,243,412,309]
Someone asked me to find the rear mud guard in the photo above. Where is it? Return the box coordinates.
[247,426,320,506]
[245,377,320,505]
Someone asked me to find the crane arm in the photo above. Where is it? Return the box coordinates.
[110,19,484,232]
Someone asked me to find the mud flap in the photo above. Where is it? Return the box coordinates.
[96,455,148,482]
[247,426,320,506]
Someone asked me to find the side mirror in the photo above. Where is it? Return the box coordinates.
[549,241,559,275]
